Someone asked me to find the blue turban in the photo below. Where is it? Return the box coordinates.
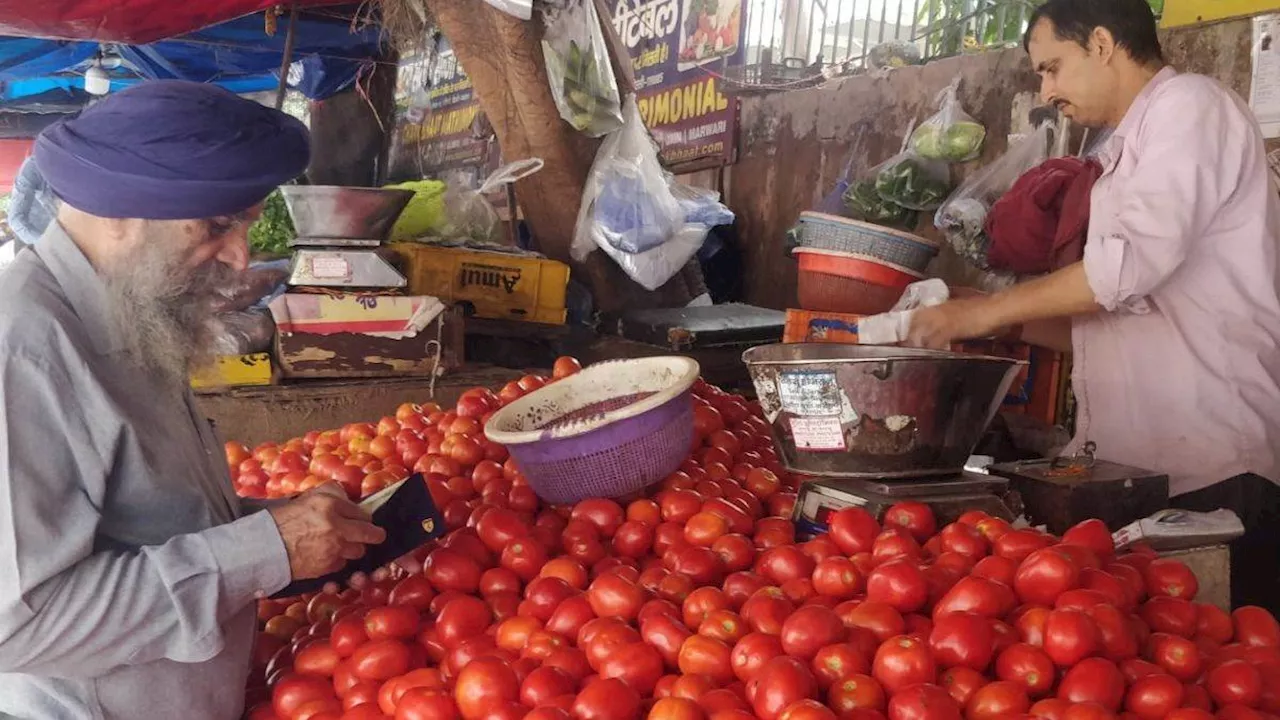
[33,80,310,220]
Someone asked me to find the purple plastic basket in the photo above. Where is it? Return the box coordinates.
[484,357,700,505]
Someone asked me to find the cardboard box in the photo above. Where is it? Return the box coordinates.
[269,292,464,379]
[390,243,569,325]
[190,353,273,389]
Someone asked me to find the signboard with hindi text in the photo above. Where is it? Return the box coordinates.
[612,0,747,167]
[389,52,495,180]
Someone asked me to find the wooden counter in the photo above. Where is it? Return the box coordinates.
[196,365,529,447]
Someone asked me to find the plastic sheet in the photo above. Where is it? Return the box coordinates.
[540,0,624,137]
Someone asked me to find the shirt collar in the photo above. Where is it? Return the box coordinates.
[35,221,123,355]
[1098,66,1178,166]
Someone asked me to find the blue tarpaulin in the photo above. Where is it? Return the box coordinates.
[0,9,383,106]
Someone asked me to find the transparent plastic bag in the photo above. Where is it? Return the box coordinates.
[933,123,1053,268]
[597,224,709,291]
[868,145,952,213]
[573,96,684,260]
[673,184,735,229]
[443,159,544,243]
[910,76,987,163]
[541,0,624,137]
[210,309,276,355]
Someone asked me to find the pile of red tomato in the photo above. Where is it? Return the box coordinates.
[239,359,1280,720]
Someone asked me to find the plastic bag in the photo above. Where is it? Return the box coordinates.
[933,123,1053,268]
[867,144,952,213]
[442,159,544,243]
[210,309,276,355]
[572,96,684,260]
[673,184,735,229]
[541,0,624,137]
[386,179,448,241]
[484,0,532,20]
[910,76,987,163]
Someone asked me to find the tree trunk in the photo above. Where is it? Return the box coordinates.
[425,0,705,315]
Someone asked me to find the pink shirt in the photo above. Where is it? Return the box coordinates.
[1071,67,1280,497]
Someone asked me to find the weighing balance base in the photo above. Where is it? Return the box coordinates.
[793,472,1018,540]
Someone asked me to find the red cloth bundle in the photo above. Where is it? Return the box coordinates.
[984,156,1103,274]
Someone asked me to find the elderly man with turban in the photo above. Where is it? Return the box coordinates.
[0,81,387,719]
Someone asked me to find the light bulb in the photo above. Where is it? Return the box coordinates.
[84,65,111,96]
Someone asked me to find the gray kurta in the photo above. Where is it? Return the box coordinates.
[0,223,291,719]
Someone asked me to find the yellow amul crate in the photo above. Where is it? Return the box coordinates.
[190,353,273,389]
[390,243,569,325]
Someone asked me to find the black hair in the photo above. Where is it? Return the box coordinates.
[1023,0,1164,66]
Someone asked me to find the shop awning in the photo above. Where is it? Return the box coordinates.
[0,1,349,44]
[0,8,385,106]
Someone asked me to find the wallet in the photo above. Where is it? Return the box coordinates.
[272,474,445,598]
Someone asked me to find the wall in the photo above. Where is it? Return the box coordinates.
[725,18,1255,310]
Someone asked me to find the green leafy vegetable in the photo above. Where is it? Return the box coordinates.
[842,180,918,228]
[911,121,987,162]
[873,156,952,211]
[248,188,294,256]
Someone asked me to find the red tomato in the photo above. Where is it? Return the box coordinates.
[1124,673,1184,720]
[826,673,887,715]
[685,587,734,629]
[274,674,338,719]
[748,656,818,720]
[828,508,881,556]
[1043,609,1100,667]
[572,677,642,720]
[1140,597,1198,637]
[1207,659,1263,707]
[1234,607,1280,649]
[1147,633,1202,682]
[885,683,961,720]
[424,548,483,594]
[741,587,796,636]
[587,572,646,621]
[937,666,985,707]
[351,640,412,682]
[364,606,421,642]
[938,523,989,561]
[812,557,864,601]
[650,697,705,720]
[932,577,1016,621]
[966,680,1030,720]
[872,529,922,565]
[866,560,930,614]
[776,699,836,720]
[927,612,995,672]
[780,605,847,661]
[872,635,936,694]
[993,530,1054,563]
[731,632,786,682]
[1085,603,1139,663]
[1027,698,1071,720]
[756,546,816,586]
[454,657,519,720]
[599,642,665,696]
[1196,603,1235,645]
[436,596,493,649]
[294,643,342,677]
[1140,558,1198,600]
[882,502,937,544]
[1057,657,1125,711]
[678,635,735,685]
[1014,548,1081,606]
[995,644,1056,698]
[810,642,870,689]
[970,556,1018,588]
[642,611,695,669]
[841,601,907,642]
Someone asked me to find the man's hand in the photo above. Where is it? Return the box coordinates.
[268,483,387,580]
[904,298,1005,349]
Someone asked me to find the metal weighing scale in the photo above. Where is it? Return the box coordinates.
[281,186,413,290]
[793,466,1018,540]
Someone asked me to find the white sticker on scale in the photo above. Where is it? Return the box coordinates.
[310,256,352,280]
[789,416,846,451]
[776,371,842,416]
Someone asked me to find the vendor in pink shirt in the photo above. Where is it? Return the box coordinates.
[908,0,1280,611]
